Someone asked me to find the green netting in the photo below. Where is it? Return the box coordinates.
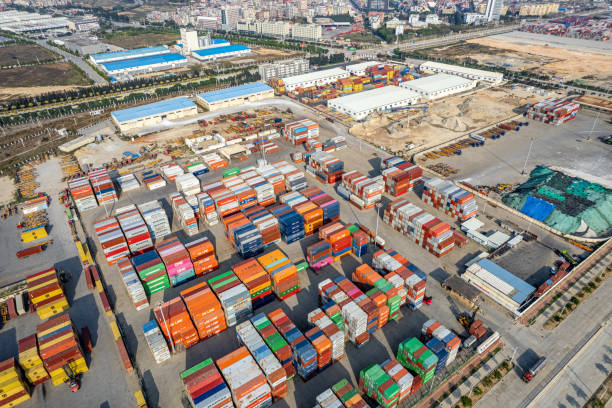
[544,209,581,235]
[538,187,566,202]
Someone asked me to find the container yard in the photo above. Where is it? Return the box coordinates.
[519,17,612,42]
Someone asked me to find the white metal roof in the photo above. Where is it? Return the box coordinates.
[282,67,348,86]
[420,61,503,80]
[345,60,383,74]
[461,217,484,231]
[328,86,420,113]
[487,231,510,248]
[400,73,475,93]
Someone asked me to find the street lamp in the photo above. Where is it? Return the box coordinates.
[156,301,175,353]
[374,202,382,238]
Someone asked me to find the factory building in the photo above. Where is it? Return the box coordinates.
[462,258,535,314]
[90,45,170,64]
[258,58,310,82]
[282,68,350,92]
[100,53,188,75]
[191,44,251,62]
[327,85,420,120]
[196,82,274,111]
[399,73,476,99]
[111,97,198,133]
[0,10,69,33]
[420,61,503,83]
[345,61,383,76]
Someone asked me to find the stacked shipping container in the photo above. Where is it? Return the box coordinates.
[284,119,319,145]
[93,217,130,265]
[381,157,423,197]
[422,178,478,221]
[208,271,253,327]
[116,257,149,311]
[153,298,199,350]
[17,334,50,386]
[396,337,437,384]
[185,237,218,277]
[525,98,579,125]
[26,268,69,320]
[372,250,427,310]
[257,250,300,300]
[251,313,296,380]
[0,358,30,407]
[67,177,97,212]
[131,250,170,295]
[88,168,118,204]
[180,282,227,341]
[181,358,233,408]
[216,347,272,408]
[138,200,171,240]
[143,320,171,364]
[341,171,384,210]
[156,237,196,287]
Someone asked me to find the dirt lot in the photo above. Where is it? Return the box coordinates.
[0,85,82,100]
[105,32,180,49]
[0,176,16,205]
[0,44,58,67]
[0,62,91,87]
[349,85,547,152]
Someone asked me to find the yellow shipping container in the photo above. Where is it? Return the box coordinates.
[21,227,47,243]
[37,319,71,338]
[67,358,88,375]
[37,301,69,320]
[25,269,55,283]
[24,366,48,383]
[0,393,30,408]
[31,287,63,304]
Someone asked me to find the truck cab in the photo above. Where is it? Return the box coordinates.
[522,357,547,383]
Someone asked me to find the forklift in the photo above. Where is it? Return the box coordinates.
[63,364,81,392]
[457,299,482,329]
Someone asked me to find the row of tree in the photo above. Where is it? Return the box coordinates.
[309,53,345,67]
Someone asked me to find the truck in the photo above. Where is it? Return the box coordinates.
[522,357,547,383]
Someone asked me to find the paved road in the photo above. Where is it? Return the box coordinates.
[35,40,107,85]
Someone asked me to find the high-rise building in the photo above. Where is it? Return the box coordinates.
[180,28,199,53]
[221,7,240,27]
[259,59,310,82]
[485,0,503,20]
[291,23,322,41]
[367,0,389,12]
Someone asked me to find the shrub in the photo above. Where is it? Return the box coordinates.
[473,387,483,395]
[570,296,579,305]
[584,286,593,293]
[493,370,502,380]
[595,277,601,283]
[482,377,493,387]
[460,395,473,407]
[588,282,596,289]
[501,361,509,371]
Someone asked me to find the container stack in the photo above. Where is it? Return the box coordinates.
[180,358,233,408]
[236,321,288,401]
[0,358,30,407]
[342,171,384,210]
[352,265,401,322]
[175,173,201,197]
[307,152,344,184]
[422,178,478,221]
[209,187,239,218]
[372,249,427,310]
[304,327,332,371]
[311,193,340,224]
[257,166,286,195]
[251,313,296,380]
[185,161,206,174]
[161,162,184,181]
[422,320,460,366]
[269,206,305,244]
[243,206,282,247]
[36,314,88,386]
[67,177,98,211]
[320,223,353,261]
[93,217,130,265]
[138,200,172,240]
[185,237,218,277]
[233,258,274,309]
[381,359,419,401]
[332,378,370,408]
[216,347,272,408]
[384,199,455,257]
[284,119,319,145]
[306,240,333,270]
[284,171,308,192]
[315,389,342,408]
[234,221,264,258]
[153,298,199,350]
[352,229,369,257]
[257,249,300,300]
[142,172,166,190]
[307,308,345,362]
[382,161,423,197]
[131,250,170,296]
[268,308,318,380]
[197,192,219,226]
[396,337,438,384]
[26,268,69,320]
[525,98,579,125]
[116,208,154,254]
[203,153,228,170]
[180,282,227,340]
[89,168,118,205]
[425,337,449,374]
[116,173,140,193]
[143,320,171,364]
[169,192,199,236]
[156,236,196,287]
[116,257,149,311]
[17,334,49,385]
[208,271,253,327]
[359,364,400,408]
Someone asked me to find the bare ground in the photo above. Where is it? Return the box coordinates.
[0,85,82,100]
[0,62,91,87]
[0,176,16,206]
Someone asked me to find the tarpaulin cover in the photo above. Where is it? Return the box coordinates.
[520,195,556,221]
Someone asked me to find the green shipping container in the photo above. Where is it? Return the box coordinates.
[296,261,309,272]
[223,167,240,177]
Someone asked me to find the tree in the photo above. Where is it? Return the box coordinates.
[460,396,472,407]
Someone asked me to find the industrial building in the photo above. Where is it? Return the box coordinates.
[191,44,251,62]
[111,97,198,133]
[0,10,70,33]
[100,54,188,75]
[345,61,383,76]
[258,59,310,82]
[327,85,420,120]
[462,258,535,314]
[90,45,170,64]
[420,61,504,83]
[196,82,274,111]
[179,29,230,54]
[399,73,476,99]
[282,68,350,92]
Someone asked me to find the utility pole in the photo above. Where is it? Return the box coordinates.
[521,137,534,175]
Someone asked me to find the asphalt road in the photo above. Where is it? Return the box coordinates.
[35,40,107,85]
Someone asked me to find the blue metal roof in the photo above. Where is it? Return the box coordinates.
[192,44,250,57]
[197,82,273,103]
[476,259,535,304]
[111,97,195,123]
[91,45,169,63]
[211,38,229,44]
[102,53,187,72]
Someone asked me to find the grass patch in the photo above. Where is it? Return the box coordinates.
[0,44,59,67]
[456,360,514,407]
[0,61,91,87]
[103,32,180,48]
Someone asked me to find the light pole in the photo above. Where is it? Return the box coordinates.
[375,202,382,238]
[156,301,175,353]
[521,137,534,175]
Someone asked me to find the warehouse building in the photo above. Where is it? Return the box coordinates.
[111,97,198,133]
[90,45,170,64]
[191,44,251,62]
[327,85,420,120]
[0,10,69,33]
[420,61,503,83]
[100,53,188,75]
[282,68,350,92]
[462,258,535,314]
[196,82,274,111]
[345,60,383,76]
[399,73,476,99]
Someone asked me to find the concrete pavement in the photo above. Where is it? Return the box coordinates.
[35,40,107,85]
